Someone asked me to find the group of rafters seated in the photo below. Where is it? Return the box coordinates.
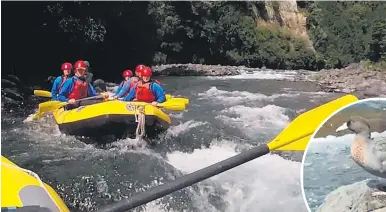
[51,60,166,109]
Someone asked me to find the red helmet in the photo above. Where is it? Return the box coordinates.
[123,70,133,78]
[135,64,146,73]
[61,62,72,71]
[74,60,87,70]
[142,67,152,77]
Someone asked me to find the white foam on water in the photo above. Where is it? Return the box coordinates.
[308,131,386,154]
[165,141,306,212]
[168,112,184,119]
[18,114,161,159]
[215,104,290,135]
[166,120,208,137]
[206,70,300,80]
[198,87,297,106]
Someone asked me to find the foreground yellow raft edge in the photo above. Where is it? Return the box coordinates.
[1,156,70,212]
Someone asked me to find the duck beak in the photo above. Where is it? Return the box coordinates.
[336,122,348,132]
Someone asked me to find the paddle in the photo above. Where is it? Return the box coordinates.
[34,90,52,98]
[165,94,189,105]
[95,94,358,212]
[156,101,186,111]
[34,90,190,105]
[33,95,106,119]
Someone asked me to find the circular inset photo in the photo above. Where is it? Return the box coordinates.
[301,98,386,212]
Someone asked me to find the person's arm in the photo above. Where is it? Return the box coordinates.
[116,79,132,98]
[151,83,166,103]
[123,85,136,101]
[58,79,73,102]
[87,83,98,97]
[51,77,61,100]
[115,82,123,95]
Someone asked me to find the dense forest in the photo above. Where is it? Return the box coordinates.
[2,1,386,82]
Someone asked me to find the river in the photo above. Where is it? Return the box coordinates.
[1,71,345,212]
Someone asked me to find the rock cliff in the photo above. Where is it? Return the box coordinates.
[248,0,313,49]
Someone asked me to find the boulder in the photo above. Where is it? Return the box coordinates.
[317,179,386,212]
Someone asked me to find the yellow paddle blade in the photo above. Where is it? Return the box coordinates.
[267,94,358,151]
[34,90,52,98]
[38,101,67,114]
[171,98,189,105]
[165,98,190,107]
[165,94,189,105]
[158,101,186,111]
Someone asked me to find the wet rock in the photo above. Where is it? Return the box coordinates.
[1,73,28,107]
[317,179,386,212]
[151,64,241,76]
[85,72,93,83]
[1,96,19,106]
[46,76,56,84]
[304,63,386,97]
[7,74,21,84]
[93,79,107,93]
[2,88,24,101]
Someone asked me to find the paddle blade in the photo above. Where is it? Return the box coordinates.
[173,98,189,105]
[34,90,52,98]
[38,101,67,114]
[267,94,358,151]
[165,94,189,105]
[158,101,186,111]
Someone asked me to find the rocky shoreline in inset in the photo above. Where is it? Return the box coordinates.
[316,179,386,212]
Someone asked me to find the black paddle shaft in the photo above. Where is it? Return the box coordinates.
[96,144,270,212]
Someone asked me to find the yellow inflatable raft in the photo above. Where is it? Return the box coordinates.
[1,155,70,211]
[52,100,172,139]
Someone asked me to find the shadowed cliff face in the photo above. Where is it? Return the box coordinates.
[2,1,385,87]
[1,2,157,83]
[2,1,319,87]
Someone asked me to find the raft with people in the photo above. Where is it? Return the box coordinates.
[52,100,172,139]
[32,61,189,140]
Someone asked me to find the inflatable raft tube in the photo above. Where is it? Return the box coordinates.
[52,100,172,139]
[1,156,70,212]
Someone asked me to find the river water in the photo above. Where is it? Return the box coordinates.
[302,99,386,211]
[2,71,344,212]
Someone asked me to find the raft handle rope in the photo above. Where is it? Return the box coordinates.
[1,162,61,211]
[127,103,146,140]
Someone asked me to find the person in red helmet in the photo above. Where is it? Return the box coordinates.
[123,66,166,106]
[51,62,73,100]
[113,69,134,98]
[58,60,108,108]
[135,64,146,78]
[136,64,161,85]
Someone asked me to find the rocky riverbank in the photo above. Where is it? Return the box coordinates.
[152,63,242,76]
[316,179,386,212]
[304,63,386,98]
[152,63,386,97]
[1,72,31,107]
